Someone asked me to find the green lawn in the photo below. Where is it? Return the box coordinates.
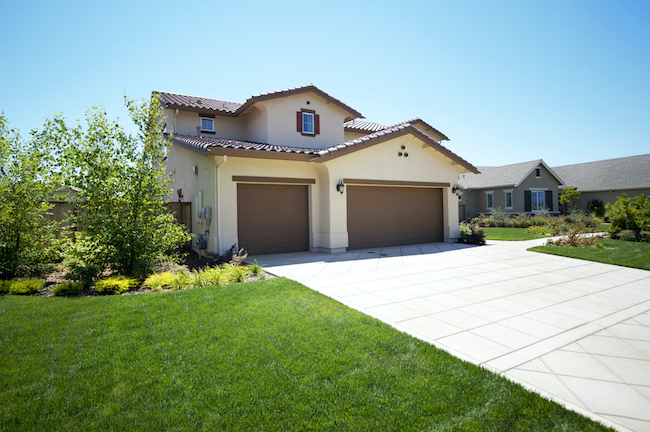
[482,227,551,241]
[530,239,650,270]
[0,279,613,431]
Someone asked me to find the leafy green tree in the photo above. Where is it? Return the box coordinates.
[0,114,59,279]
[606,194,650,241]
[43,96,190,278]
[559,186,580,214]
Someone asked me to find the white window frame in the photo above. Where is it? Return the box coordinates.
[504,189,513,209]
[531,190,546,212]
[302,112,315,135]
[200,117,214,132]
[485,191,494,209]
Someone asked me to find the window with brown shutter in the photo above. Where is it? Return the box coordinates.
[296,109,319,136]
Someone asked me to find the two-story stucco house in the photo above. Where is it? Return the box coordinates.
[157,85,479,255]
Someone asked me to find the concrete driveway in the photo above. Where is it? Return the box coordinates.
[250,239,650,432]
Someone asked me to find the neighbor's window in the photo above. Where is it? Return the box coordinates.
[505,191,513,209]
[486,192,493,209]
[200,118,214,132]
[531,190,545,211]
[302,112,314,134]
[535,167,541,178]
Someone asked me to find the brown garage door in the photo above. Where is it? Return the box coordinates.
[347,186,443,249]
[237,183,309,255]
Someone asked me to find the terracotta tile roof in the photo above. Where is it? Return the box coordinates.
[344,120,387,133]
[389,118,450,141]
[316,122,479,173]
[156,84,363,120]
[156,91,242,113]
[171,134,321,155]
[553,154,650,191]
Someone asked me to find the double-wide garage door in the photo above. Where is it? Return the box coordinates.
[237,183,309,255]
[347,186,444,250]
[237,183,444,254]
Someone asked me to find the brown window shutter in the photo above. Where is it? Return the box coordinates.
[297,112,302,132]
[545,190,553,211]
[314,114,320,135]
[524,191,531,212]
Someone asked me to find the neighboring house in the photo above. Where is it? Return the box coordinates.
[458,160,564,220]
[157,84,479,255]
[553,154,650,212]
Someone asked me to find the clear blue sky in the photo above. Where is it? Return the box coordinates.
[2,0,649,167]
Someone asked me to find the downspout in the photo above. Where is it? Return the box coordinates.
[215,155,227,254]
[174,109,179,133]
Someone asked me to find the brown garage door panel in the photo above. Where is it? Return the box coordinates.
[237,184,309,255]
[347,186,443,249]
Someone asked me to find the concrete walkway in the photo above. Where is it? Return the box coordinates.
[250,239,650,432]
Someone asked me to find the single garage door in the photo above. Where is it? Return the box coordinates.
[237,183,309,255]
[347,186,443,250]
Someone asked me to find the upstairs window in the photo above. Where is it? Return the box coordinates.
[296,109,320,136]
[200,117,214,132]
[535,167,541,178]
[303,112,314,134]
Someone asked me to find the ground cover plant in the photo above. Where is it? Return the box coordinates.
[0,278,613,431]
[530,238,650,271]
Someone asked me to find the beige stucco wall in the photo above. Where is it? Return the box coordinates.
[256,91,349,149]
[163,108,247,140]
[166,131,471,254]
[344,130,370,142]
[321,134,467,247]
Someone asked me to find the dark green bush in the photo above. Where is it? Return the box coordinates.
[587,199,605,217]
[51,281,85,296]
[94,276,139,295]
[0,280,11,294]
[459,223,486,245]
[9,278,46,295]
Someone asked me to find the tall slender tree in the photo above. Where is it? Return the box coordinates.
[43,95,190,278]
[0,114,59,279]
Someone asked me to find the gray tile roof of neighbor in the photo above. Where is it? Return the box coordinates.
[553,154,650,191]
[458,159,563,189]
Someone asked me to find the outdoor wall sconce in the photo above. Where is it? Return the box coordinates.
[452,184,463,196]
[177,188,183,203]
[336,179,345,194]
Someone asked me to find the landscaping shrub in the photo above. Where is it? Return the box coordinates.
[170,271,193,290]
[248,260,264,279]
[94,276,139,295]
[62,234,104,287]
[459,222,486,245]
[224,263,250,283]
[588,199,605,217]
[525,225,551,236]
[194,267,227,287]
[9,278,46,295]
[0,280,11,294]
[143,272,178,291]
[490,207,507,227]
[51,282,85,296]
[606,194,650,242]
